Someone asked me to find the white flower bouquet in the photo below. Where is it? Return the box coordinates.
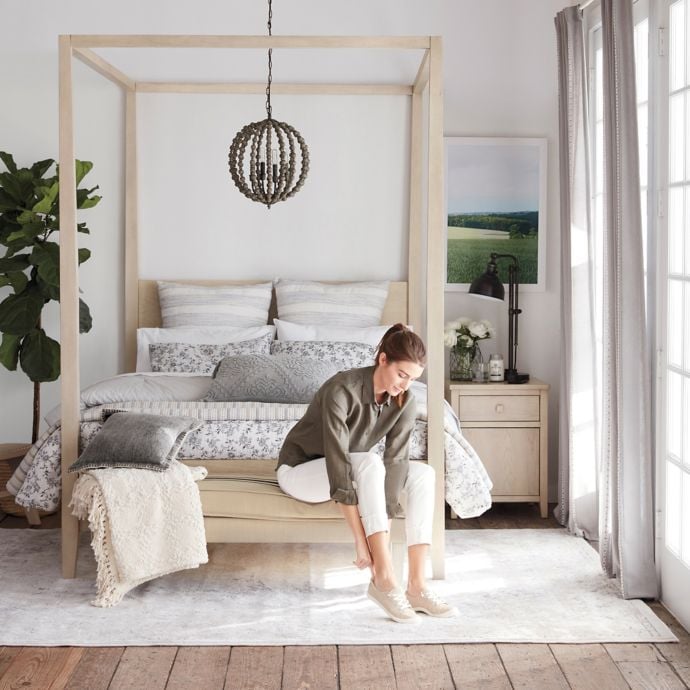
[444,318,495,380]
[444,318,495,350]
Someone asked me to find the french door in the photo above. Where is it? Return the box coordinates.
[658,0,690,632]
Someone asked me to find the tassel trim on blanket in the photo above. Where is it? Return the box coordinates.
[70,464,208,607]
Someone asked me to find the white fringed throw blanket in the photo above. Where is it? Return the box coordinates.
[70,461,208,607]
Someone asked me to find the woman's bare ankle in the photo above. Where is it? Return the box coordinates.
[373,574,398,592]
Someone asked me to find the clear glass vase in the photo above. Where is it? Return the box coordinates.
[449,346,476,381]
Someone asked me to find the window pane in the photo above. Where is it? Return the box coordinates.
[687,187,690,274]
[669,279,683,366]
[670,93,685,183]
[670,187,684,274]
[685,283,690,371]
[641,190,648,278]
[596,46,603,120]
[635,18,649,103]
[685,374,690,466]
[671,0,685,91]
[638,104,648,188]
[666,461,682,556]
[668,370,683,460]
[683,471,690,566]
[596,121,604,195]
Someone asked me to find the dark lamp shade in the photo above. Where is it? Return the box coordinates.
[469,270,505,301]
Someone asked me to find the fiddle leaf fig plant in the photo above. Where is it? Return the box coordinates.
[0,151,100,442]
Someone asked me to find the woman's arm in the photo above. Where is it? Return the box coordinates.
[338,503,372,570]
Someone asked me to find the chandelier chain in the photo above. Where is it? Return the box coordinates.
[265,0,273,119]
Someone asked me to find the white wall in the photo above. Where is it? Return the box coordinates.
[0,0,564,500]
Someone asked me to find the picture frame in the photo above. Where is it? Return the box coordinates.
[444,137,547,292]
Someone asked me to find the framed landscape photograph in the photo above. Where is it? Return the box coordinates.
[445,137,547,292]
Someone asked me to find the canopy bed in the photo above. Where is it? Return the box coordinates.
[55,34,448,579]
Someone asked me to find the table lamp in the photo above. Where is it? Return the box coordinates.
[469,252,529,384]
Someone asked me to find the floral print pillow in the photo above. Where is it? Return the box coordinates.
[149,333,273,374]
[270,340,377,371]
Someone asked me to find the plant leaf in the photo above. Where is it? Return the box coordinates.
[31,181,59,214]
[7,271,28,294]
[78,195,102,210]
[19,329,60,382]
[29,159,55,179]
[0,169,34,204]
[0,254,30,272]
[77,222,90,234]
[0,290,44,335]
[79,298,92,333]
[30,242,60,287]
[78,248,91,264]
[75,160,93,186]
[0,152,17,174]
[0,333,20,370]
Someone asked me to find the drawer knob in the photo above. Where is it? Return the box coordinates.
[495,403,505,414]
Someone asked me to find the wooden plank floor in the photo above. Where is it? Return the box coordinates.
[1,503,689,689]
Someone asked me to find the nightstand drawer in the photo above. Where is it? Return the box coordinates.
[457,394,539,422]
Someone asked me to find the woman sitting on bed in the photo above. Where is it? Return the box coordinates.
[276,324,456,623]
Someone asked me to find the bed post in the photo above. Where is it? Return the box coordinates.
[408,50,428,334]
[426,36,446,579]
[58,35,81,578]
[124,89,139,373]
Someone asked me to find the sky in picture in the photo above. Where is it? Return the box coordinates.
[447,143,540,214]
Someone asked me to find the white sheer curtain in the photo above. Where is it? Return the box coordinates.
[555,0,657,599]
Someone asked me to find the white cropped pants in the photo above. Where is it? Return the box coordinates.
[276,452,435,546]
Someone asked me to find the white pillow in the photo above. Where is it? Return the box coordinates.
[136,325,276,372]
[274,279,389,327]
[157,281,272,328]
[273,319,390,346]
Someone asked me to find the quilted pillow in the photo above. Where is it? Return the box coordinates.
[157,281,272,328]
[68,411,202,473]
[149,333,274,374]
[274,279,389,327]
[203,354,340,403]
[136,325,276,372]
[270,340,376,370]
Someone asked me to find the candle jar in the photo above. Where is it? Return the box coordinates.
[489,354,504,382]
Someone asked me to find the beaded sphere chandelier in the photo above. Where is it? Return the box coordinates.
[228,0,309,209]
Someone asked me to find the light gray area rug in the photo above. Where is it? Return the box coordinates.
[0,528,676,646]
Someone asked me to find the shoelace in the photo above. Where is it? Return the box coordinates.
[420,590,447,606]
[389,589,413,611]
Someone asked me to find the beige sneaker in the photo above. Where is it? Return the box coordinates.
[367,580,419,623]
[406,589,458,617]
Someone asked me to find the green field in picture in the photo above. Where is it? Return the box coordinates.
[447,233,539,285]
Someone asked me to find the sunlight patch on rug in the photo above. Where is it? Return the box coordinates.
[0,528,676,645]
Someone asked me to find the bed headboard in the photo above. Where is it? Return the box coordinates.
[137,279,409,329]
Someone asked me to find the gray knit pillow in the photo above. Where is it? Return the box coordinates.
[68,411,203,473]
[203,354,340,403]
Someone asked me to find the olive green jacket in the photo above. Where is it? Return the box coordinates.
[277,365,416,517]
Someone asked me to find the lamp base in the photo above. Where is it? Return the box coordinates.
[505,369,530,384]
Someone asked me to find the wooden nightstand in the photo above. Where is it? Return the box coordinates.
[445,378,550,518]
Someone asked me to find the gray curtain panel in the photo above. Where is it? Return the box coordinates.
[600,0,656,599]
[555,6,600,542]
[555,0,657,599]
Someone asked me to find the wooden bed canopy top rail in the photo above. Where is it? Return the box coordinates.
[58,34,445,580]
[69,35,432,49]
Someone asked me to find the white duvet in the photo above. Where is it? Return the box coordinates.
[11,373,493,519]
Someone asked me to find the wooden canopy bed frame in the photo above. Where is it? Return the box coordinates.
[58,34,445,579]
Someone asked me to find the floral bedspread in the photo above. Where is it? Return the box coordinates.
[7,400,493,518]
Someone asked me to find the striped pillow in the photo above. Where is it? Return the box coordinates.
[157,281,272,328]
[275,279,389,327]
